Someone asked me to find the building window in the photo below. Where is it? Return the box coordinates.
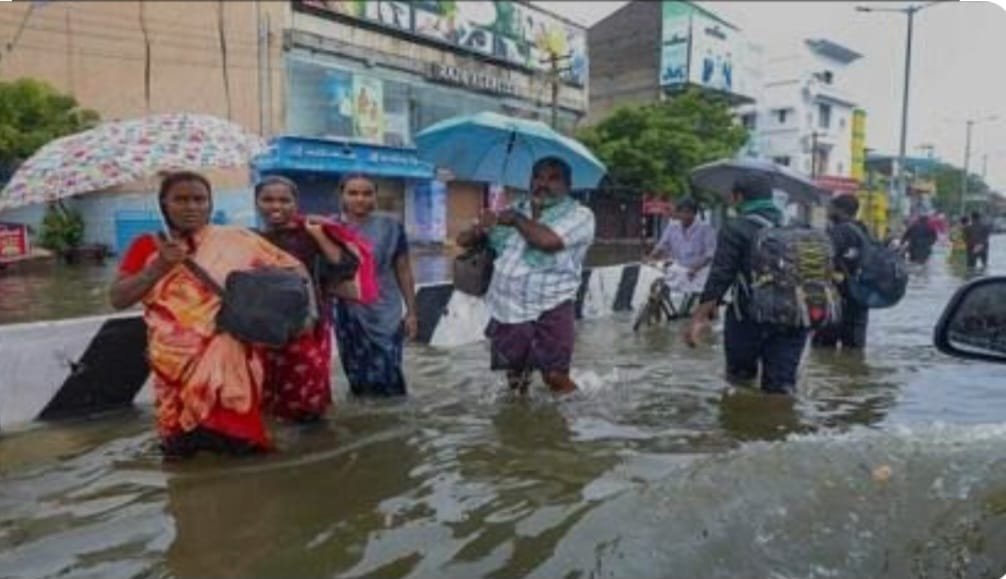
[741,113,757,131]
[773,156,791,167]
[815,70,834,84]
[818,104,831,129]
[839,117,847,130]
[837,162,845,175]
[774,109,790,124]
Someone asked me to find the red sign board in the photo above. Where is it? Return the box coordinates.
[0,223,29,262]
[643,198,674,215]
[814,176,860,194]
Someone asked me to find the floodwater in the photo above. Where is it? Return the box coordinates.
[0,243,641,326]
[2,239,1006,578]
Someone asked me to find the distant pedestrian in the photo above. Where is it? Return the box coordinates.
[813,195,871,350]
[457,156,595,395]
[901,214,938,265]
[965,211,992,269]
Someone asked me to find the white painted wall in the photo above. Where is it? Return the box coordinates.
[0,264,658,432]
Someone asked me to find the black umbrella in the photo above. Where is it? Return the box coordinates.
[689,158,828,206]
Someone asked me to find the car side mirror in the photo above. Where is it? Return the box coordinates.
[934,276,1006,363]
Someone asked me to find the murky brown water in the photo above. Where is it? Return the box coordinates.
[1,239,1005,578]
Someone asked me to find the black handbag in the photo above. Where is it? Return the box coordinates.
[183,259,316,347]
[452,242,495,297]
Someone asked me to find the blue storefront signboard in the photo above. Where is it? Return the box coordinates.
[252,136,435,181]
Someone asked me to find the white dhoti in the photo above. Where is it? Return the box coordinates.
[663,263,709,295]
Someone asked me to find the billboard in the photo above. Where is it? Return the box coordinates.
[688,10,740,94]
[297,0,588,86]
[660,2,691,86]
[660,2,749,98]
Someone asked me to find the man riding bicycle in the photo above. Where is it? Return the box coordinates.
[644,198,717,317]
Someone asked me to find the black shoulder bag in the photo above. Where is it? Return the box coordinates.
[182,259,317,348]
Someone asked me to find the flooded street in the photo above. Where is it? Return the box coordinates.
[2,239,1005,578]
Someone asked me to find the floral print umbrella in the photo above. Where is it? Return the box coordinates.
[0,113,266,212]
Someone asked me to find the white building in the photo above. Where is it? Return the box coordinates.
[748,38,863,183]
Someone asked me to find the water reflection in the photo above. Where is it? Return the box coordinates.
[165,411,422,578]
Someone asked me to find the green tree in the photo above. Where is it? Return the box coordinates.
[577,89,748,200]
[0,78,99,177]
[930,162,991,215]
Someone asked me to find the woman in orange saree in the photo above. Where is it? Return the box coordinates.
[110,171,305,458]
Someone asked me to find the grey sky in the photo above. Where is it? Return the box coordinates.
[534,1,1006,191]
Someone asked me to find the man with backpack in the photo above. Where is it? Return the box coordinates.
[813,195,871,350]
[684,173,839,395]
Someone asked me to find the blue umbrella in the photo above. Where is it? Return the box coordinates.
[414,112,607,191]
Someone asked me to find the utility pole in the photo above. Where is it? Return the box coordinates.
[541,52,572,131]
[810,131,819,179]
[959,115,999,215]
[961,119,973,216]
[257,0,266,135]
[856,2,941,227]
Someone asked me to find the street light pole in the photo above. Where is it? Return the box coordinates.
[541,52,572,131]
[856,2,940,226]
[959,114,999,214]
[896,7,915,222]
[961,119,974,216]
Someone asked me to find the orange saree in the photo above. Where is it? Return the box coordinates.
[130,225,302,453]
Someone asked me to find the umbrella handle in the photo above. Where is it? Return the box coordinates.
[494,130,517,208]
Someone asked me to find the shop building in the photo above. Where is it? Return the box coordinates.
[272,0,590,243]
[0,1,589,253]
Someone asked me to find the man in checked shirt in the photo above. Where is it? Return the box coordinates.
[457,157,596,395]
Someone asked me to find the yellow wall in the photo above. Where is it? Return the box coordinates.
[851,109,866,183]
[857,189,888,239]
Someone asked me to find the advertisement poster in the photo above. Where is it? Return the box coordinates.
[409,181,447,242]
[351,75,384,144]
[851,109,867,182]
[323,69,354,138]
[688,10,742,95]
[0,223,29,262]
[299,0,588,86]
[659,1,692,87]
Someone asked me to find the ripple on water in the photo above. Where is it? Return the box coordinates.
[1,240,1006,577]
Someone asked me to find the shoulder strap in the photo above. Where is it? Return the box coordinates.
[744,213,775,229]
[182,258,225,296]
[155,232,225,296]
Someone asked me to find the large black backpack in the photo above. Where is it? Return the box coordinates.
[845,225,908,309]
[743,215,841,329]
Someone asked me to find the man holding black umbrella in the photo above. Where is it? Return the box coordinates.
[684,173,819,395]
[457,157,595,395]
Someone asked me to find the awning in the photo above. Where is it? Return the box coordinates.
[253,136,435,181]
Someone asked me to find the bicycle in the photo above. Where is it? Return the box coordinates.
[632,262,701,332]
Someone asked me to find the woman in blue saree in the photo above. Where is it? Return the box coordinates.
[332,174,418,396]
